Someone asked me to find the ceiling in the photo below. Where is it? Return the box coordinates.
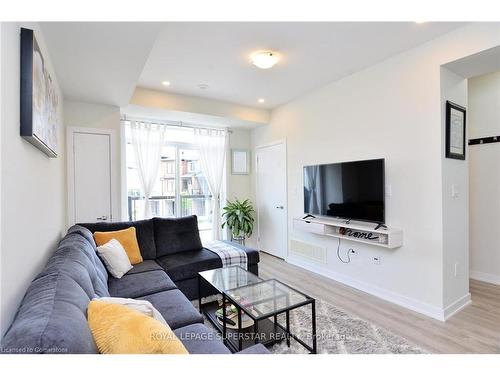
[138,22,466,109]
[444,45,500,78]
[40,22,162,107]
[40,22,467,110]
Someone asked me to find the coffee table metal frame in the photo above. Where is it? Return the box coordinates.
[198,266,317,354]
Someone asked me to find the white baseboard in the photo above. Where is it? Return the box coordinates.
[470,270,500,286]
[286,256,465,321]
[443,293,471,320]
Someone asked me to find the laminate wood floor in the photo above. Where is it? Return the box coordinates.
[259,252,500,353]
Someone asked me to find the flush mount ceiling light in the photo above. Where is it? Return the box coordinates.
[258,98,265,103]
[197,83,210,90]
[162,81,171,86]
[251,51,279,69]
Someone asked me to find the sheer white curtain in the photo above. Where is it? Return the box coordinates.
[304,165,324,215]
[130,121,166,219]
[308,165,323,214]
[194,128,228,240]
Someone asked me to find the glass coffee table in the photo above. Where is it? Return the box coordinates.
[198,265,317,353]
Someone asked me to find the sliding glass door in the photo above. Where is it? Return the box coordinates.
[178,147,212,240]
[125,125,213,241]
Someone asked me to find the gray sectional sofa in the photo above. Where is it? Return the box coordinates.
[80,216,260,300]
[1,216,268,354]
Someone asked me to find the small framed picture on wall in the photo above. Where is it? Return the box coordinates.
[445,100,466,160]
[231,149,250,175]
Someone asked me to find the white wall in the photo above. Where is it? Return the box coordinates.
[0,22,66,336]
[227,129,253,202]
[63,100,122,222]
[440,68,470,313]
[468,70,500,285]
[64,100,121,131]
[251,23,500,320]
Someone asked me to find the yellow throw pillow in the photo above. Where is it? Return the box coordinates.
[93,227,143,265]
[87,300,188,354]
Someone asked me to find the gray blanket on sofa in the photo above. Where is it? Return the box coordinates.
[204,240,248,270]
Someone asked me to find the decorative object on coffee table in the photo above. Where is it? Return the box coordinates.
[222,199,255,246]
[215,302,254,329]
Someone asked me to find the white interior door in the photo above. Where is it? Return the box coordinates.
[256,141,287,259]
[68,129,113,225]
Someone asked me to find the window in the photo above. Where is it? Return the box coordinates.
[125,124,215,241]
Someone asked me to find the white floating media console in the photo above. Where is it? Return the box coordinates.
[293,217,403,249]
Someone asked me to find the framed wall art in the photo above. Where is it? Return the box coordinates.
[445,100,466,160]
[20,27,59,157]
[231,149,250,175]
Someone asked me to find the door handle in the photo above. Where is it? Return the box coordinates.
[275,206,284,209]
[96,216,108,221]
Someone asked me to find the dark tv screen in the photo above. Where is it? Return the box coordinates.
[303,159,385,223]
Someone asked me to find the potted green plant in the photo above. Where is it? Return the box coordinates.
[221,199,255,245]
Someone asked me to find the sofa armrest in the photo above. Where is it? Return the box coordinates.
[236,344,271,354]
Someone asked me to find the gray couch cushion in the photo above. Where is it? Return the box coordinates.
[138,289,203,330]
[1,272,98,354]
[40,234,109,298]
[156,248,221,281]
[153,216,203,257]
[79,219,157,260]
[0,226,117,354]
[173,324,230,354]
[67,225,108,282]
[107,270,177,299]
[125,260,163,275]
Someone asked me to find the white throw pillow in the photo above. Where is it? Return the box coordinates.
[96,239,133,279]
[93,297,168,326]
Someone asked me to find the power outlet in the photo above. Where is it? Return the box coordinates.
[373,257,381,265]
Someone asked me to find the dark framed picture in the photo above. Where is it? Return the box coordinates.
[20,27,59,157]
[445,100,466,160]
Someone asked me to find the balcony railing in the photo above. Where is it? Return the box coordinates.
[128,195,212,226]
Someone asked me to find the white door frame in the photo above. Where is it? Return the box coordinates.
[255,139,288,260]
[66,127,118,227]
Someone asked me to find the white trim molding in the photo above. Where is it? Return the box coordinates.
[470,270,500,286]
[443,293,472,321]
[286,255,470,321]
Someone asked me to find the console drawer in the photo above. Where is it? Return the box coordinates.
[293,219,325,235]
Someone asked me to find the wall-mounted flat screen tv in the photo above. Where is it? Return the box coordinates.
[303,158,385,223]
